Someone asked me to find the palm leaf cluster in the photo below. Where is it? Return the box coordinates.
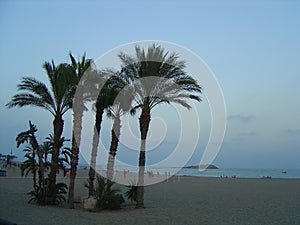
[125,181,138,204]
[85,175,124,210]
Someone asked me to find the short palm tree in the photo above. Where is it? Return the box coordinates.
[20,146,38,190]
[45,134,71,176]
[7,61,76,204]
[40,141,51,169]
[119,44,202,208]
[16,121,44,193]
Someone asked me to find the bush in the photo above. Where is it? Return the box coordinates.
[101,193,124,210]
[27,180,68,205]
[125,181,138,203]
[88,175,124,210]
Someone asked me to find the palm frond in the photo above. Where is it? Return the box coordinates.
[7,77,56,115]
[117,44,202,113]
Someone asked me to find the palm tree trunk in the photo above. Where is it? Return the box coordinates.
[68,96,84,208]
[48,114,64,204]
[33,168,37,191]
[106,115,121,181]
[37,148,45,203]
[88,107,104,197]
[32,151,37,191]
[29,132,45,201]
[136,107,151,208]
[67,133,79,208]
[33,139,45,203]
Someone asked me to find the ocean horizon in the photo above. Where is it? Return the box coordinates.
[77,164,300,179]
[176,168,300,179]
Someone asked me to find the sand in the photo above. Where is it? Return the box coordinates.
[1,167,300,225]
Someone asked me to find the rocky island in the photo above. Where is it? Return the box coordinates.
[184,164,219,169]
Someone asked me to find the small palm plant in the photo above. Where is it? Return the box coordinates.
[125,180,138,204]
[27,179,68,205]
[85,175,124,210]
[20,146,38,190]
[16,121,45,202]
[45,134,71,177]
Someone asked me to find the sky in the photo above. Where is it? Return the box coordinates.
[0,0,299,169]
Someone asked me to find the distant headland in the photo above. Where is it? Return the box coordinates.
[184,164,219,169]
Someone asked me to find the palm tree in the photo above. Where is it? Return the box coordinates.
[105,105,122,181]
[105,72,134,181]
[67,53,93,208]
[20,145,38,190]
[40,141,51,169]
[7,61,76,204]
[88,82,117,197]
[45,134,71,176]
[16,121,44,196]
[118,44,202,208]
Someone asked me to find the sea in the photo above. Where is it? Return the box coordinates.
[176,168,300,179]
[78,164,300,179]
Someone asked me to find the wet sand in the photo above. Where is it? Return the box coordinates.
[0,167,300,225]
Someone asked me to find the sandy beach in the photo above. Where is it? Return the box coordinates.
[0,167,300,225]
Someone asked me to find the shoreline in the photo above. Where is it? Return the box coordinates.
[2,166,300,180]
[1,167,300,224]
[1,168,300,181]
[1,176,300,182]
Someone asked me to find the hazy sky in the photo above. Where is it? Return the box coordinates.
[0,0,299,169]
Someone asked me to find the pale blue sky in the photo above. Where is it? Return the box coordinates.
[0,0,299,168]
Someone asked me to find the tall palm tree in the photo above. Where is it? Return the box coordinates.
[105,108,121,181]
[67,53,93,208]
[105,72,134,181]
[88,82,117,197]
[119,44,202,208]
[7,61,76,204]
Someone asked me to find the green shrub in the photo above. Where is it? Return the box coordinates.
[125,181,138,203]
[87,175,124,210]
[101,193,124,209]
[27,181,68,205]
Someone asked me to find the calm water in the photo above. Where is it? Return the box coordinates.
[176,168,300,179]
[78,164,300,179]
